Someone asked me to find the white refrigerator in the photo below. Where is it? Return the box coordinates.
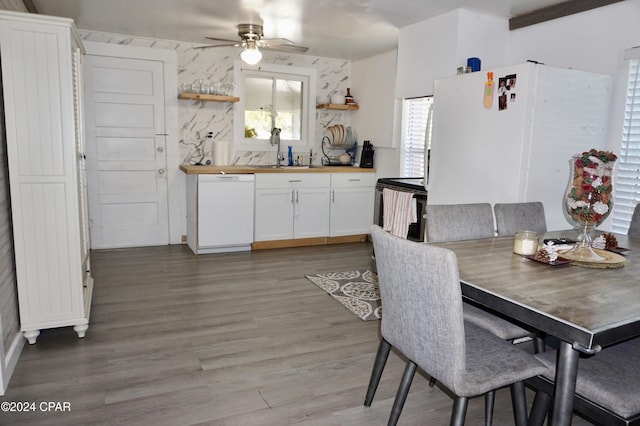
[427,62,613,231]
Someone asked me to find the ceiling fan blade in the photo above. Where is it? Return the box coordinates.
[261,38,309,53]
[205,36,240,43]
[263,43,309,53]
[194,43,241,49]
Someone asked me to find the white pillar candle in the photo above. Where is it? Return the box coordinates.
[514,230,539,255]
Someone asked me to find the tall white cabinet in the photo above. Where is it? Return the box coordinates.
[0,11,93,344]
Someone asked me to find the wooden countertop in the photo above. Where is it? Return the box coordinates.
[179,165,376,174]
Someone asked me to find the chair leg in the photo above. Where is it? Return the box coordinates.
[510,381,528,426]
[388,361,417,426]
[364,339,392,406]
[428,377,436,387]
[450,396,469,426]
[485,390,495,426]
[528,390,553,426]
[533,333,546,353]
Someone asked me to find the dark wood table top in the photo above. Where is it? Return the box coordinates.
[431,231,640,352]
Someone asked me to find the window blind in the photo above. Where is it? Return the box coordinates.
[400,96,433,177]
[612,52,640,234]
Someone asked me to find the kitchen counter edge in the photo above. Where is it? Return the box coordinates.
[179,165,376,174]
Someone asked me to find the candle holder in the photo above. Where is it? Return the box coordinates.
[513,230,539,256]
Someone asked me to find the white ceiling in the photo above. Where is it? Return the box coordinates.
[32,0,570,60]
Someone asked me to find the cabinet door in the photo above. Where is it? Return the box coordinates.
[254,188,294,241]
[330,187,375,236]
[329,173,376,237]
[294,188,330,238]
[72,45,91,278]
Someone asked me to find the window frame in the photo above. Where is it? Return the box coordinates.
[233,61,316,151]
[612,48,640,234]
[399,96,433,178]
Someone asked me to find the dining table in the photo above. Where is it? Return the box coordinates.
[431,230,640,426]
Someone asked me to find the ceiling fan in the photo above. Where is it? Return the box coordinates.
[197,23,309,65]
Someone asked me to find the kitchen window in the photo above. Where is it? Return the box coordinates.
[400,96,433,178]
[234,62,316,150]
[612,47,640,234]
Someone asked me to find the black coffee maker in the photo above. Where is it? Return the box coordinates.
[360,140,374,168]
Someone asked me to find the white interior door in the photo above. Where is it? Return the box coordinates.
[84,55,169,248]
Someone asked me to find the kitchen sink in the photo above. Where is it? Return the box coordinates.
[249,164,310,169]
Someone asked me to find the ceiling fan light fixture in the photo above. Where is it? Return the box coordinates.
[240,41,262,65]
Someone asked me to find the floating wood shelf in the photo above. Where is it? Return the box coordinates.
[316,103,359,111]
[178,92,240,103]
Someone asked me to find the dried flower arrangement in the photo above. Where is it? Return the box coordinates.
[566,149,617,224]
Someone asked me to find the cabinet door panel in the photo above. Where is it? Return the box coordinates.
[294,188,330,238]
[330,187,375,236]
[254,189,294,241]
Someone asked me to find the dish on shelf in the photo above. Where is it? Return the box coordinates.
[326,124,350,146]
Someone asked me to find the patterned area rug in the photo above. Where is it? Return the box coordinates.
[305,270,381,321]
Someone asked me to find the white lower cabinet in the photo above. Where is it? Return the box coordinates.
[329,173,376,236]
[254,173,330,241]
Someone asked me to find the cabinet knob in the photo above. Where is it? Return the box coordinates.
[158,169,166,175]
[157,146,164,153]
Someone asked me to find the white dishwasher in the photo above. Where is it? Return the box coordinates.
[195,174,255,254]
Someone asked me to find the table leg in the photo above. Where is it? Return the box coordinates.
[549,341,580,426]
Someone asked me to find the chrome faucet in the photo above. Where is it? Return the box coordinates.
[270,128,283,166]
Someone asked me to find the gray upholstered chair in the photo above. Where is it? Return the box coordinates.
[494,202,547,236]
[425,203,533,343]
[365,205,538,424]
[527,336,640,426]
[367,226,548,426]
[425,203,496,242]
[628,203,640,238]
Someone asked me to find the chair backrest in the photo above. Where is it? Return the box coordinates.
[494,202,547,236]
[629,203,640,238]
[425,203,495,242]
[371,225,466,391]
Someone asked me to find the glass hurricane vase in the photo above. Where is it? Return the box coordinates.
[564,150,617,262]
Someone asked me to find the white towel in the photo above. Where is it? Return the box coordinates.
[382,188,417,238]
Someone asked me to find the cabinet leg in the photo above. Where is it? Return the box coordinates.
[74,324,89,338]
[23,330,40,345]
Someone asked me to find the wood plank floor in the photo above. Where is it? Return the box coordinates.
[0,242,591,425]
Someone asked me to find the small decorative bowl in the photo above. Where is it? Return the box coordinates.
[330,94,345,105]
[316,95,330,105]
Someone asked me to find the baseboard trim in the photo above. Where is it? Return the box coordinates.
[252,234,369,250]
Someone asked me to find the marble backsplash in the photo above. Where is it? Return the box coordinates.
[79,30,354,166]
